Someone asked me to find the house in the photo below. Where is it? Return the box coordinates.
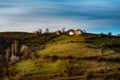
[75,29,83,36]
[67,29,83,36]
[67,29,75,36]
[55,30,61,35]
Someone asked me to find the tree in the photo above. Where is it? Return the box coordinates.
[38,28,42,34]
[20,45,30,59]
[62,27,66,33]
[44,28,50,33]
[5,48,10,63]
[35,28,42,35]
[117,34,120,37]
[108,32,112,37]
[83,30,86,33]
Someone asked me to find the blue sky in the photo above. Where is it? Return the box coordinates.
[0,0,120,34]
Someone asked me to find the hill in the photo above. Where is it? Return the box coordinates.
[1,32,120,80]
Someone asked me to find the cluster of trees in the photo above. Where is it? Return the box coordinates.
[0,28,61,79]
[0,27,63,62]
[35,27,66,35]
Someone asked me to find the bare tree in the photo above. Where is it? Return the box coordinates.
[62,27,66,33]
[44,28,50,33]
[14,40,18,55]
[36,28,42,34]
[5,48,10,63]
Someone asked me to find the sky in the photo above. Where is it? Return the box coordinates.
[0,0,120,34]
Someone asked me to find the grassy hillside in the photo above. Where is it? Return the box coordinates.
[39,35,100,57]
[3,34,120,80]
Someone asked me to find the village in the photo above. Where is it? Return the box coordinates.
[0,29,84,66]
[55,29,83,36]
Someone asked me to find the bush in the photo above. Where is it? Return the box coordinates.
[83,71,93,79]
[84,38,93,43]
[64,63,80,76]
[43,54,50,59]
[50,55,58,61]
[34,52,40,58]
[66,55,74,60]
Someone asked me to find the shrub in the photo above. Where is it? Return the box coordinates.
[66,55,74,60]
[64,63,80,76]
[43,54,50,59]
[34,52,40,58]
[83,71,93,79]
[50,55,58,61]
[84,38,93,43]
[112,72,120,79]
[6,66,17,79]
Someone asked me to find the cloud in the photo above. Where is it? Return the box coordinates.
[0,0,120,34]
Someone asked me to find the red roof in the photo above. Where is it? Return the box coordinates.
[76,29,82,31]
[67,29,75,32]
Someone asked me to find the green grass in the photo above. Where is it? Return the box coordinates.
[92,37,111,46]
[39,43,101,57]
[13,34,120,79]
[39,35,101,57]
[15,60,39,76]
[74,59,120,72]
[50,35,85,44]
[14,59,68,77]
[38,60,67,75]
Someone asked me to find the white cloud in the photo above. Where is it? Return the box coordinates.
[0,0,119,34]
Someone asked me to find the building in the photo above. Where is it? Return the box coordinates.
[55,30,61,35]
[75,29,83,36]
[67,29,83,36]
[67,29,75,36]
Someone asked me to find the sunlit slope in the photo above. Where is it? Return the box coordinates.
[39,35,108,57]
[14,34,120,80]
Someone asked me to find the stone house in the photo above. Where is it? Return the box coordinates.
[55,30,61,35]
[75,29,83,36]
[67,29,75,36]
[67,29,83,36]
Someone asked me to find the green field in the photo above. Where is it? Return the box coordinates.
[4,34,120,80]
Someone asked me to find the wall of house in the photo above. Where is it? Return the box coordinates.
[69,32,74,35]
[75,31,82,35]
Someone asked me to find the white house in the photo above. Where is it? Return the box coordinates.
[67,29,75,36]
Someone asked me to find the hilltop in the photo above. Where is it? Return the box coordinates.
[0,31,120,80]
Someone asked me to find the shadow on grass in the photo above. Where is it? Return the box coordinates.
[77,54,120,63]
